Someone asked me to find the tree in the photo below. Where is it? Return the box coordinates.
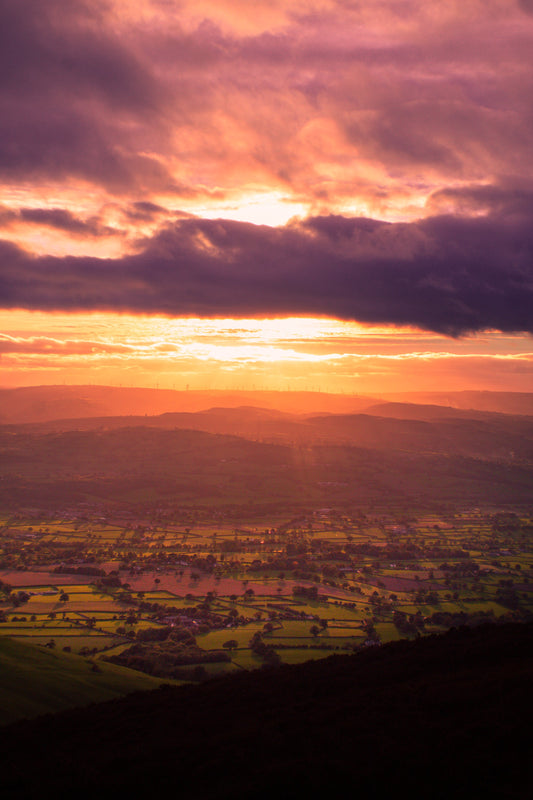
[222,639,238,651]
[310,625,320,637]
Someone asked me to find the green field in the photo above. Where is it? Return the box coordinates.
[1,503,532,684]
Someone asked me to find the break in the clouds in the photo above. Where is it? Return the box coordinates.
[1,0,533,353]
[1,311,531,394]
[1,203,533,335]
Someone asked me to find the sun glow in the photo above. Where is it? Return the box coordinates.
[1,310,532,394]
[190,192,309,227]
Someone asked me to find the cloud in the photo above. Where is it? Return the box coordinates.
[17,208,119,237]
[426,183,533,217]
[1,207,532,335]
[1,0,532,217]
[0,0,171,193]
[519,0,533,14]
[0,334,133,356]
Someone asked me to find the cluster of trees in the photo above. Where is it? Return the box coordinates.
[427,609,496,627]
[53,565,105,576]
[292,585,319,600]
[249,631,281,665]
[106,626,230,679]
[495,585,520,609]
[9,590,30,607]
[393,610,424,635]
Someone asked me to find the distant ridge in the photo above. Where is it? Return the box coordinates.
[3,385,533,425]
[4,401,533,463]
[382,390,533,416]
[0,385,378,424]
[362,401,523,421]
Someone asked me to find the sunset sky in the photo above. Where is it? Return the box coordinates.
[1,0,533,393]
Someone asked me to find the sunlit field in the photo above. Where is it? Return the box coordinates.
[1,508,531,684]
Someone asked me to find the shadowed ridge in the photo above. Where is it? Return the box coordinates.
[1,622,531,799]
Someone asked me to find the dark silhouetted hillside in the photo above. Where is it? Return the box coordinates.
[1,622,531,799]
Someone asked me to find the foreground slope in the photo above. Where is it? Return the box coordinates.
[0,638,165,725]
[2,622,531,798]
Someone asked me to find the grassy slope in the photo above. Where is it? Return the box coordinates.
[0,638,165,725]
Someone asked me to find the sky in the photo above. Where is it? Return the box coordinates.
[1,0,533,394]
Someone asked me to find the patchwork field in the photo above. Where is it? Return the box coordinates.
[1,505,531,699]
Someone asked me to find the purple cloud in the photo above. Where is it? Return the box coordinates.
[18,208,119,237]
[1,0,532,208]
[0,0,171,193]
[1,206,532,335]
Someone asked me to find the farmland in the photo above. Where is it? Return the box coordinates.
[1,504,531,690]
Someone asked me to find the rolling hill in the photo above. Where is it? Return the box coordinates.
[1,420,533,509]
[0,385,378,424]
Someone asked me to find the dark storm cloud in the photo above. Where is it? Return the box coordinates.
[0,0,170,192]
[1,209,532,335]
[0,0,156,107]
[427,184,533,217]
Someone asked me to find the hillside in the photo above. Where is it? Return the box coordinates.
[3,385,533,426]
[9,402,533,460]
[383,391,533,416]
[1,421,533,508]
[0,385,378,424]
[362,401,516,421]
[1,622,531,798]
[0,638,165,725]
